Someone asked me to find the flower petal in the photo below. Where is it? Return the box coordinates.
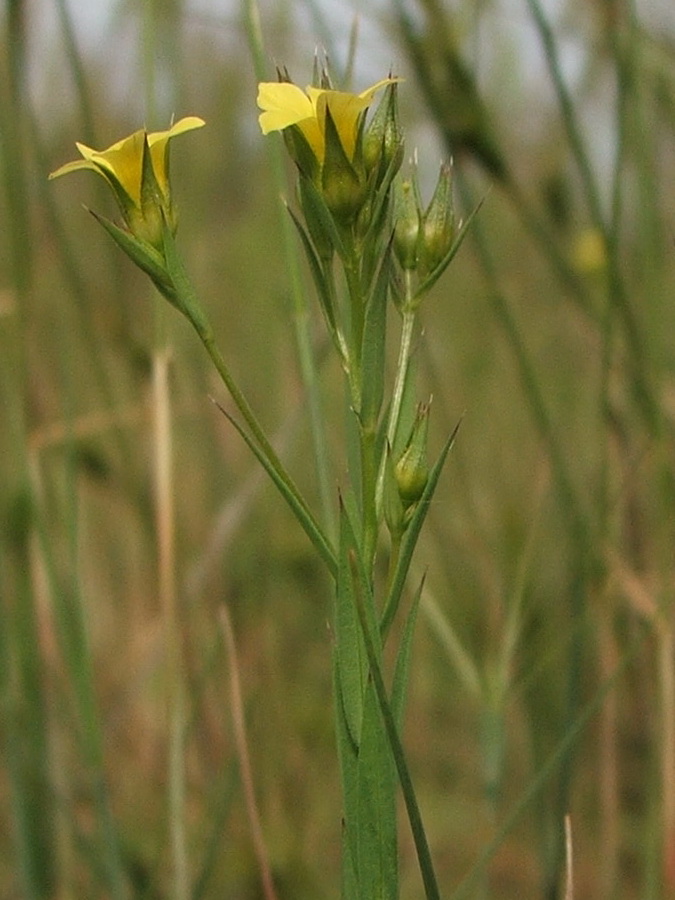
[87,130,147,204]
[49,157,99,180]
[257,82,314,134]
[307,78,401,160]
[147,117,206,196]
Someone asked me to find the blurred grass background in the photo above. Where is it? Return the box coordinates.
[2,0,675,897]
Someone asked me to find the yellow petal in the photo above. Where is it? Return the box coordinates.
[310,78,400,161]
[257,82,314,134]
[147,117,206,195]
[88,130,147,204]
[49,157,100,180]
[358,77,401,103]
[49,118,205,205]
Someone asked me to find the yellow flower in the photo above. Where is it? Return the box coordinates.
[50,116,205,247]
[257,79,397,167]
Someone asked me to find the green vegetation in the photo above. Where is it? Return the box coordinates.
[1,0,674,897]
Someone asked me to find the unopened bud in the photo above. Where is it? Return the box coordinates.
[393,178,421,271]
[418,162,455,276]
[394,401,430,508]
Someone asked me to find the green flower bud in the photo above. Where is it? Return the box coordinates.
[418,162,455,277]
[393,178,421,271]
[394,401,430,508]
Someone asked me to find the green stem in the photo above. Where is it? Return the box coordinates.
[344,239,365,408]
[376,278,416,517]
[388,296,416,450]
[360,425,378,567]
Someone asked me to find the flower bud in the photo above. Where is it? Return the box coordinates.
[393,178,421,271]
[417,162,455,277]
[394,401,430,508]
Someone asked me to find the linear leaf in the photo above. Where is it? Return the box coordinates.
[356,680,398,900]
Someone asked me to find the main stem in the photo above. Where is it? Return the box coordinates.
[376,275,417,516]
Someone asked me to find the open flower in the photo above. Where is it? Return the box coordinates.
[258,77,398,223]
[257,78,397,169]
[50,116,205,248]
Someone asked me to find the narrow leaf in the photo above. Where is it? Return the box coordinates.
[336,502,369,746]
[297,173,349,263]
[360,245,391,433]
[391,575,424,730]
[160,215,213,335]
[350,554,441,900]
[287,203,340,344]
[334,663,361,899]
[356,679,398,900]
[90,210,178,306]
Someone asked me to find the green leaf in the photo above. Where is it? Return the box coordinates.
[356,679,398,900]
[160,215,213,336]
[362,145,403,249]
[359,245,391,433]
[287,203,341,350]
[350,555,441,900]
[334,662,361,900]
[297,173,349,263]
[89,210,178,306]
[336,501,369,746]
[391,575,423,731]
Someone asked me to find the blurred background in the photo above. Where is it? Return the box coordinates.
[2,0,675,897]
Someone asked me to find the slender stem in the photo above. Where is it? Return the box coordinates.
[344,240,365,410]
[388,298,416,450]
[376,278,416,516]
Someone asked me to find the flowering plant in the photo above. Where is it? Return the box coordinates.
[51,65,474,900]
